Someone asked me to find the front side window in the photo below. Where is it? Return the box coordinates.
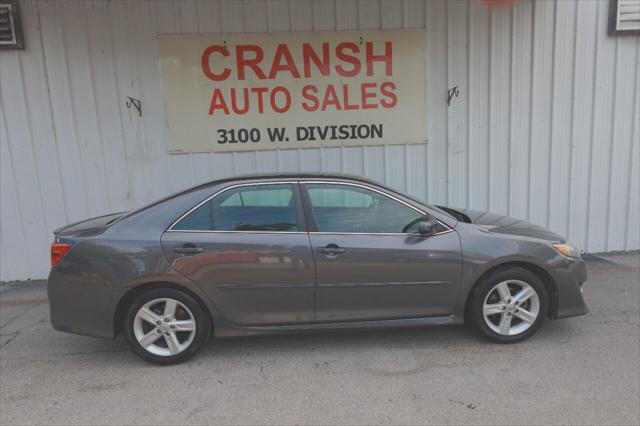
[305,184,422,233]
[173,184,298,232]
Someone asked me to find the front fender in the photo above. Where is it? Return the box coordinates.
[453,223,569,317]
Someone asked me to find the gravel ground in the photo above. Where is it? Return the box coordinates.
[1,252,638,426]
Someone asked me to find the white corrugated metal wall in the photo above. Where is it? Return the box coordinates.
[1,0,638,281]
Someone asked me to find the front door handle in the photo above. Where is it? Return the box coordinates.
[317,244,346,256]
[174,243,203,255]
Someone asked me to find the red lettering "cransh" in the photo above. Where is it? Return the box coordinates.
[201,41,392,81]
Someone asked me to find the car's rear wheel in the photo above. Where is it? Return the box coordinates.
[469,267,548,343]
[124,288,211,365]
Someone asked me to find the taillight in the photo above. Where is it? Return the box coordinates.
[51,243,71,266]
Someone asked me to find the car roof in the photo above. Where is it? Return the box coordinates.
[207,172,379,185]
[176,172,382,196]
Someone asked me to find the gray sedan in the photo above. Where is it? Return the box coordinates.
[47,174,588,364]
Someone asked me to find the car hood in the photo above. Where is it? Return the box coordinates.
[437,206,565,243]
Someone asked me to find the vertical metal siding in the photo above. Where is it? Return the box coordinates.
[0,0,638,281]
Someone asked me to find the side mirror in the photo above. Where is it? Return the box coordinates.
[418,220,435,236]
[402,215,438,235]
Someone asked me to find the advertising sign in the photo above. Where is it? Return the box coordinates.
[159,31,426,153]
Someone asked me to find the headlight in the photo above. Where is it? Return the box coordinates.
[552,243,581,258]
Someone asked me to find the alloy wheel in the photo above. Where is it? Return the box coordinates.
[482,280,540,336]
[132,298,196,356]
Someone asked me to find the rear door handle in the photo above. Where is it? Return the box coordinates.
[317,244,346,255]
[174,244,203,255]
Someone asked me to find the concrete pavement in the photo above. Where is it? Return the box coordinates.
[1,253,638,425]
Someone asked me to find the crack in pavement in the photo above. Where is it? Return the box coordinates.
[1,318,48,338]
[0,304,41,330]
[0,348,130,365]
[450,399,477,410]
[0,330,19,348]
[49,348,130,358]
[582,309,640,327]
[0,298,48,306]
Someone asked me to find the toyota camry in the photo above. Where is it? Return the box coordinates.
[48,174,588,365]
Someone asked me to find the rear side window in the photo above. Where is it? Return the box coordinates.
[173,184,298,232]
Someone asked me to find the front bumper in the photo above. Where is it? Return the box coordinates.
[553,257,588,319]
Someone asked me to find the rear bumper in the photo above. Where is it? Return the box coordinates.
[47,269,120,339]
[553,257,588,319]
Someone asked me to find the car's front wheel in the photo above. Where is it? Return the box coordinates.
[469,267,548,343]
[124,288,211,365]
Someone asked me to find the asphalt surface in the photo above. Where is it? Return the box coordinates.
[1,253,638,426]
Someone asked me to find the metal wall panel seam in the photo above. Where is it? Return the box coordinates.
[605,38,619,251]
[566,0,580,242]
[487,9,492,212]
[526,0,536,222]
[585,1,602,250]
[623,39,639,250]
[545,0,558,230]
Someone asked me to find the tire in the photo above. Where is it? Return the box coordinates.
[468,267,548,343]
[124,287,211,365]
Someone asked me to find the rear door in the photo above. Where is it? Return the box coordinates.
[161,182,315,326]
[301,182,462,322]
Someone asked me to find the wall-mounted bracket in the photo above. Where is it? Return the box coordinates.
[125,97,142,117]
[447,86,460,106]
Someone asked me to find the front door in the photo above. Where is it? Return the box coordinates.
[162,183,315,326]
[302,182,462,322]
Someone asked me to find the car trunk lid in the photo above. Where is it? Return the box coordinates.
[53,212,128,237]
